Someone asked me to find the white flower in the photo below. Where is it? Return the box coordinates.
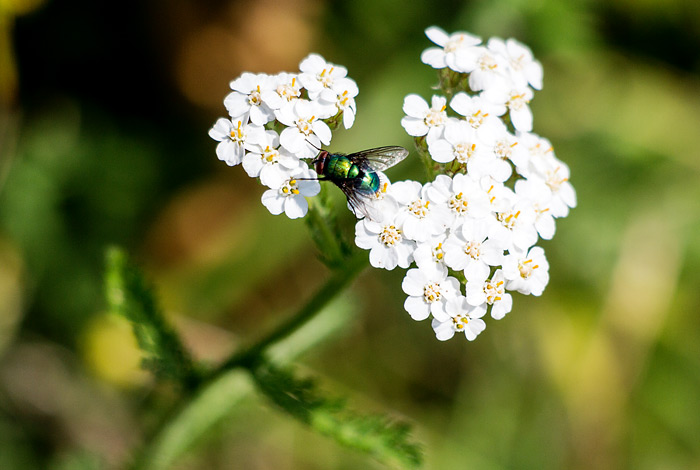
[401,266,460,321]
[261,168,321,219]
[489,199,538,251]
[321,78,359,129]
[502,246,549,296]
[487,37,543,90]
[443,217,504,281]
[355,216,416,270]
[390,180,451,243]
[427,119,497,181]
[530,154,577,218]
[480,177,516,214]
[515,131,554,178]
[299,53,349,102]
[452,45,510,91]
[261,73,302,109]
[492,131,528,178]
[466,269,513,319]
[482,84,534,132]
[420,26,482,71]
[514,177,556,240]
[401,94,448,138]
[426,174,491,229]
[413,235,448,276]
[431,296,487,341]
[242,130,305,188]
[275,99,332,158]
[224,73,277,125]
[208,117,266,166]
[449,92,505,142]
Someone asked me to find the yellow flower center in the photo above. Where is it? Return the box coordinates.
[229,121,245,144]
[423,282,442,303]
[280,178,300,196]
[424,105,447,127]
[448,192,469,213]
[497,210,521,230]
[408,199,430,218]
[378,225,402,247]
[483,279,505,304]
[518,258,539,279]
[464,241,481,259]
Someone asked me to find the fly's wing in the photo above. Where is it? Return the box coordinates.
[336,179,384,222]
[348,146,409,173]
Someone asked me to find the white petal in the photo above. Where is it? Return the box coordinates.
[402,268,426,296]
[430,301,450,322]
[464,318,486,341]
[280,127,304,153]
[466,281,487,306]
[449,92,472,117]
[242,153,263,177]
[208,118,231,141]
[284,196,308,219]
[299,53,326,73]
[510,106,533,132]
[249,105,272,126]
[223,92,250,118]
[298,179,321,197]
[424,26,449,46]
[274,105,296,127]
[465,260,490,282]
[432,318,456,341]
[342,107,356,129]
[428,139,455,163]
[216,141,242,166]
[369,245,398,270]
[401,117,429,137]
[491,294,512,319]
[421,48,447,68]
[535,215,556,240]
[261,191,284,215]
[312,120,332,145]
[402,94,429,117]
[404,296,430,321]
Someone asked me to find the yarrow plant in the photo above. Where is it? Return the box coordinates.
[209,29,576,345]
[105,25,575,470]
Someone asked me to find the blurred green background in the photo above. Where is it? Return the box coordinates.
[2,0,700,468]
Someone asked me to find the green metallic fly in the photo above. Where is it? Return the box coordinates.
[311,146,409,220]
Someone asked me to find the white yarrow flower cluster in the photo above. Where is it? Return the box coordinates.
[209,54,359,219]
[354,27,576,342]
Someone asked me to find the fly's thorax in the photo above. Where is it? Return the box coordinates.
[326,154,354,179]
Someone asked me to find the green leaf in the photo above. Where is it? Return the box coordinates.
[252,362,423,469]
[104,246,199,389]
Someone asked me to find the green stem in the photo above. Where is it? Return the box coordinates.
[305,192,348,267]
[216,249,367,372]
[414,136,436,181]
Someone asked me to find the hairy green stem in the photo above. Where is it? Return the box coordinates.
[130,250,367,469]
[305,192,349,267]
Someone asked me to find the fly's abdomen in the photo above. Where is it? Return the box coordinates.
[357,171,381,194]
